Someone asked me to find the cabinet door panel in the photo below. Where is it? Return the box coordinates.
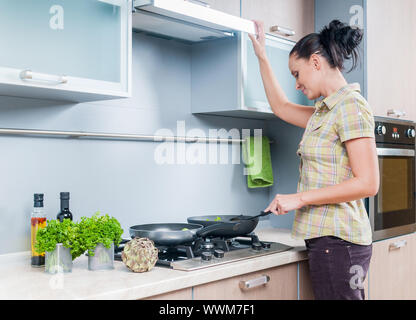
[369,233,416,299]
[243,34,311,112]
[241,0,314,42]
[367,0,415,120]
[193,263,298,300]
[0,0,125,82]
[298,261,314,300]
[0,0,131,101]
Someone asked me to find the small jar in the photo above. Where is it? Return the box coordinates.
[88,243,114,271]
[45,243,72,274]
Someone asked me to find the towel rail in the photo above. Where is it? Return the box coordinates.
[0,127,273,144]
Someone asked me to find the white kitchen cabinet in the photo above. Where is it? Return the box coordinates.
[0,0,132,102]
[193,263,299,300]
[366,0,416,121]
[191,33,311,119]
[298,260,314,300]
[368,233,416,300]
[241,0,315,42]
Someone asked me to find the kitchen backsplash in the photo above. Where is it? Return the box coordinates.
[0,32,302,254]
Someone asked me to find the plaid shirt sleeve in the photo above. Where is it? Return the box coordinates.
[335,96,375,143]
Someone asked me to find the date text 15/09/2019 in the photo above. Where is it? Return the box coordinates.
[159,304,255,318]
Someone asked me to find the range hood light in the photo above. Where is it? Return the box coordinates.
[133,0,255,43]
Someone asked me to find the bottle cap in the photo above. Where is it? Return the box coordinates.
[60,192,70,200]
[34,193,44,207]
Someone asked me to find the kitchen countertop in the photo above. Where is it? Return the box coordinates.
[0,228,307,300]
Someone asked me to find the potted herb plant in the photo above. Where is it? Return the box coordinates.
[35,219,83,274]
[77,212,123,271]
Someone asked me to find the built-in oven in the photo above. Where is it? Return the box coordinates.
[368,117,416,241]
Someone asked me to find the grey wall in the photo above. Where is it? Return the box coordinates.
[0,31,307,254]
[0,32,291,254]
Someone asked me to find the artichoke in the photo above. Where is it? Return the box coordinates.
[121,237,159,273]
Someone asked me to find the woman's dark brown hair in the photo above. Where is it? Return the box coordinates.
[290,20,363,72]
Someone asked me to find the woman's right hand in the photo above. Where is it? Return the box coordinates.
[248,20,267,60]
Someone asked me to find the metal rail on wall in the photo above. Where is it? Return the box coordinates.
[0,127,273,144]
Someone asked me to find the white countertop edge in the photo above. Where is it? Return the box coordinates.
[0,228,308,300]
[91,248,308,300]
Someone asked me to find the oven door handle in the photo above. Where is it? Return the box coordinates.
[377,148,415,157]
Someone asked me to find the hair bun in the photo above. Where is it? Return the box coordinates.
[319,19,363,71]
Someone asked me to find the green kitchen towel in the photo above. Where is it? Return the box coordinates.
[243,136,273,188]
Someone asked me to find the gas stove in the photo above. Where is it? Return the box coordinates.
[115,233,293,271]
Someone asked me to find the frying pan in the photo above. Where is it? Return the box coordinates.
[187,214,260,238]
[129,222,245,246]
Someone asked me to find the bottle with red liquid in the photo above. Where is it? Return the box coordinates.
[31,193,46,267]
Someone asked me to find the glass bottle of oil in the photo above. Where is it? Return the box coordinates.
[31,193,46,267]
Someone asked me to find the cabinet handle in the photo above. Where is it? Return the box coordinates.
[239,275,270,290]
[389,240,407,251]
[387,109,406,118]
[20,70,68,85]
[269,25,296,37]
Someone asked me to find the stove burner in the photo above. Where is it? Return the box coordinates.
[201,242,214,250]
[114,233,280,268]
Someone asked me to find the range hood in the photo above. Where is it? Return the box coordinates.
[132,0,256,43]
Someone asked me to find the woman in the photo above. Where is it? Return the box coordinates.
[249,20,379,300]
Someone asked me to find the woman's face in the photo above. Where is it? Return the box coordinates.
[288,54,322,100]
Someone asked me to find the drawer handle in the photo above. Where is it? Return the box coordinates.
[20,70,68,85]
[387,109,406,118]
[239,275,270,290]
[269,25,296,37]
[389,240,407,251]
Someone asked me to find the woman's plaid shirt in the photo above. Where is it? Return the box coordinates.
[292,83,375,245]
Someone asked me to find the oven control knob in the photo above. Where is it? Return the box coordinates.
[214,249,224,259]
[406,129,415,138]
[376,125,386,136]
[252,242,263,251]
[201,252,212,261]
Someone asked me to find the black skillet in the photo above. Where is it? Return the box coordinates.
[129,212,271,246]
[187,212,271,238]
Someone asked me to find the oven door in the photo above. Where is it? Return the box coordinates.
[369,147,416,241]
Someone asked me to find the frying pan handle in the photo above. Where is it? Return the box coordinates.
[260,211,272,217]
[196,222,242,238]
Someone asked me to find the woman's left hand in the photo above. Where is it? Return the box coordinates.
[248,20,267,60]
[265,193,307,215]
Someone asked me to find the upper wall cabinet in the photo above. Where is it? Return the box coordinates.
[191,34,311,120]
[366,0,416,121]
[241,0,315,42]
[315,0,416,121]
[0,0,132,102]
